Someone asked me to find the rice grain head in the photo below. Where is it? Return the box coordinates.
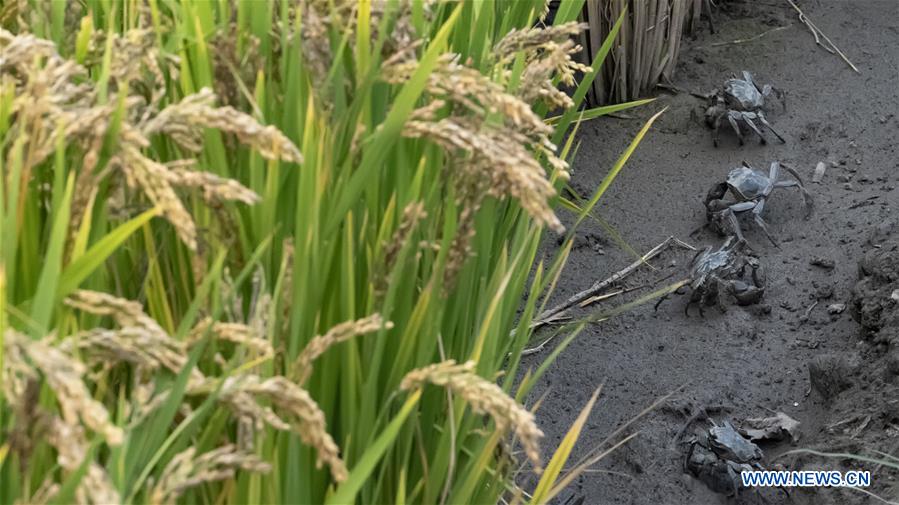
[77,463,120,505]
[376,202,428,295]
[167,161,261,206]
[401,360,544,472]
[293,314,392,386]
[64,290,205,386]
[143,88,303,164]
[45,416,120,505]
[4,330,124,445]
[64,289,147,326]
[2,29,283,252]
[297,0,427,99]
[188,318,274,357]
[387,48,575,242]
[401,115,564,233]
[244,376,349,482]
[149,445,271,505]
[185,373,348,482]
[114,141,199,250]
[494,22,587,60]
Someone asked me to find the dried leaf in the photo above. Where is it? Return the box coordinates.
[741,412,800,442]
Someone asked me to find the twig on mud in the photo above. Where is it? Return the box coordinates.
[655,82,689,95]
[521,278,689,356]
[529,236,695,330]
[580,273,677,308]
[657,82,711,102]
[799,300,818,324]
[578,289,626,307]
[784,0,860,74]
[873,445,899,472]
[825,414,864,432]
[706,24,792,48]
[521,333,564,357]
[579,469,634,479]
[847,487,899,505]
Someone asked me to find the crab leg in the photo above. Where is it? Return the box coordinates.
[705,181,729,203]
[726,112,745,145]
[711,113,724,147]
[741,114,768,144]
[768,160,781,180]
[780,163,814,215]
[756,112,786,143]
[742,70,755,86]
[724,208,748,244]
[750,199,779,247]
[749,261,764,288]
[773,179,814,217]
[713,276,728,313]
[692,293,707,317]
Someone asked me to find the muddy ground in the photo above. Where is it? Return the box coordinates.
[522,1,899,503]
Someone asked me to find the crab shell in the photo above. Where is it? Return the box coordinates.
[724,78,764,110]
[709,422,763,463]
[726,166,773,201]
[693,248,735,277]
[691,237,740,278]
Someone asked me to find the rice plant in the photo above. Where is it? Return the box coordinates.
[583,0,706,103]
[0,1,655,503]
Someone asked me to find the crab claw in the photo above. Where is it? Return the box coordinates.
[704,183,729,206]
[731,281,764,306]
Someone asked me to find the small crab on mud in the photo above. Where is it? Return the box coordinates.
[655,237,764,316]
[683,237,765,316]
[705,161,813,246]
[703,71,786,147]
[684,420,765,498]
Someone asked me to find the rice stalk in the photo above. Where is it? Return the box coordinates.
[584,0,705,104]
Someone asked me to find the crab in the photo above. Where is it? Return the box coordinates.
[681,237,765,316]
[704,71,785,147]
[685,419,790,500]
[684,420,764,498]
[705,160,813,246]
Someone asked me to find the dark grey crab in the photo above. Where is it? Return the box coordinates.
[704,71,785,147]
[655,237,764,316]
[705,160,813,246]
[685,420,765,498]
[683,237,765,316]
